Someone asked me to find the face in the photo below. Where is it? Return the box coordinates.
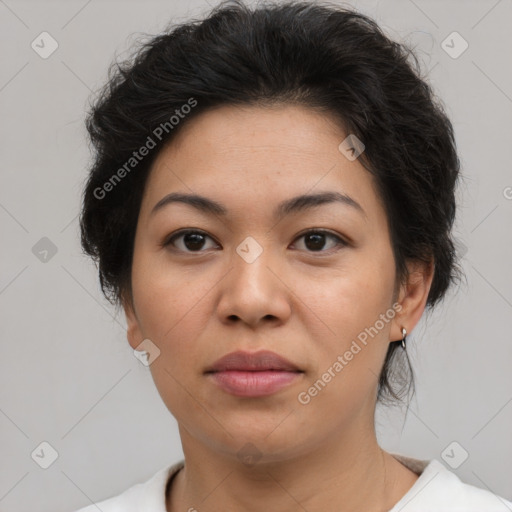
[124,104,427,463]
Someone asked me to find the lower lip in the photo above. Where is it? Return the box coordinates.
[207,370,302,397]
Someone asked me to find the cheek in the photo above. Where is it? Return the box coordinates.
[296,252,395,341]
[293,271,394,425]
[131,245,211,339]
[131,261,214,417]
[291,251,396,407]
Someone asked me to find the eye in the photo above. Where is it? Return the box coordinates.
[292,229,347,253]
[163,228,347,254]
[163,229,219,253]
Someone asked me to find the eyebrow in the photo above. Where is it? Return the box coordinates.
[150,190,366,220]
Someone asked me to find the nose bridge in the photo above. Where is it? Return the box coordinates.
[216,235,290,326]
[231,235,274,295]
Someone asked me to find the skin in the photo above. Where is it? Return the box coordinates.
[123,104,434,512]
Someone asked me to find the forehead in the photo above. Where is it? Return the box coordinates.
[141,104,383,221]
[156,104,344,164]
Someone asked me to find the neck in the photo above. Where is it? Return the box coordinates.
[167,422,415,512]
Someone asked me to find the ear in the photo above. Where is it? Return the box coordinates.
[121,294,144,351]
[390,259,434,342]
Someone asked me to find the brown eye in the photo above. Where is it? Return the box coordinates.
[164,230,218,252]
[293,230,347,253]
[163,228,347,255]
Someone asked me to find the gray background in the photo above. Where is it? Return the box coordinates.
[1,0,511,510]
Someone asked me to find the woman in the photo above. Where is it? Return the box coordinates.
[75,1,512,510]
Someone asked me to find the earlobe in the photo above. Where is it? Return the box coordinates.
[391,259,434,342]
[121,295,144,350]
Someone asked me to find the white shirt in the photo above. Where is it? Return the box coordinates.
[73,453,512,511]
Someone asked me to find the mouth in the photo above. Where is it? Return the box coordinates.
[205,350,304,397]
[205,349,302,373]
[205,369,303,397]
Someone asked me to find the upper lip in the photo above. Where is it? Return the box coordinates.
[205,350,302,373]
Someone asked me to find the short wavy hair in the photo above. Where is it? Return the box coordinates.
[80,0,462,405]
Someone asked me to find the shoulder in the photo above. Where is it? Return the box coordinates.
[72,460,184,512]
[390,454,512,511]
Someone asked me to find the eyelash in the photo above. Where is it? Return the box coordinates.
[162,228,348,255]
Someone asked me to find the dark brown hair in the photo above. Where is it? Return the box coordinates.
[80,0,462,405]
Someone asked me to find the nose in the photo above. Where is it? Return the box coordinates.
[216,242,292,329]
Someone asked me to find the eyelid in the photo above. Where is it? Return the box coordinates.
[290,228,348,253]
[162,228,348,253]
[161,228,219,250]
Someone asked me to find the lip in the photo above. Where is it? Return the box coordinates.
[205,350,303,397]
[207,370,302,397]
[205,350,302,373]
